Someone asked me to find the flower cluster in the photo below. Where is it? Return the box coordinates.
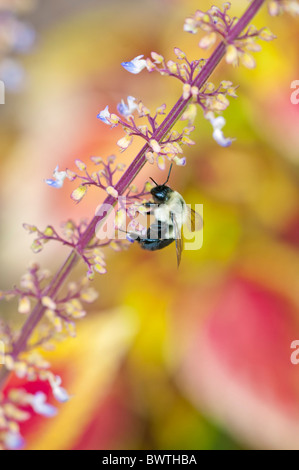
[24,216,129,279]
[112,182,152,229]
[45,157,151,277]
[98,20,243,152]
[23,220,87,253]
[98,94,193,165]
[187,80,238,112]
[268,0,299,15]
[0,263,99,339]
[0,388,57,450]
[47,156,126,202]
[146,50,205,83]
[139,51,238,147]
[0,319,73,450]
[0,0,37,92]
[0,259,104,448]
[184,2,276,69]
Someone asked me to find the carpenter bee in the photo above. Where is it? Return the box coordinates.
[127,165,203,266]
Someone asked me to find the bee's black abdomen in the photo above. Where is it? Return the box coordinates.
[130,221,175,252]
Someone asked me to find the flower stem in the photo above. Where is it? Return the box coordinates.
[0,0,266,391]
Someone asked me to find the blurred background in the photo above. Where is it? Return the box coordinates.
[1,0,299,450]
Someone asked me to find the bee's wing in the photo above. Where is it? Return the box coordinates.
[171,212,183,267]
[186,206,203,232]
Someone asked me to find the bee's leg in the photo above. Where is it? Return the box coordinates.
[143,202,156,207]
[142,202,157,214]
[141,201,157,215]
[118,228,140,242]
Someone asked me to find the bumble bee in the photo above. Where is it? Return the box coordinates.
[127,165,202,266]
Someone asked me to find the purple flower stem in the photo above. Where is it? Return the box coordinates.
[0,0,266,390]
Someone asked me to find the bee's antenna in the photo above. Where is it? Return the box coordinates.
[150,177,158,186]
[164,164,173,185]
[150,163,173,187]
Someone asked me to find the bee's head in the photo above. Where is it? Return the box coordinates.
[150,164,173,203]
[151,185,173,203]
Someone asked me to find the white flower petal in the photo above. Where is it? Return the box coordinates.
[213,129,234,147]
[97,105,111,125]
[121,55,147,74]
[30,392,57,417]
[49,375,71,403]
[206,113,235,148]
[45,166,69,189]
[117,96,138,117]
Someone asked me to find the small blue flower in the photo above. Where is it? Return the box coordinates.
[206,113,235,147]
[121,55,147,74]
[117,96,138,117]
[97,105,111,125]
[30,392,57,418]
[126,233,137,243]
[13,21,36,53]
[45,166,69,189]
